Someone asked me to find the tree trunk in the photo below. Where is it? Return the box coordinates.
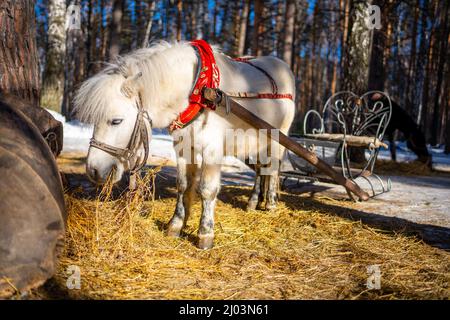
[430,1,450,146]
[445,28,450,153]
[275,0,285,56]
[339,0,350,86]
[202,0,210,41]
[41,0,66,111]
[0,0,40,106]
[282,0,296,67]
[143,1,156,47]
[85,0,96,75]
[252,0,263,56]
[342,0,372,94]
[383,14,392,91]
[420,19,436,141]
[176,0,183,41]
[330,0,344,95]
[342,0,373,163]
[237,0,250,57]
[405,0,419,107]
[62,1,85,120]
[100,0,109,61]
[367,0,388,91]
[231,2,240,56]
[219,1,230,44]
[212,0,218,41]
[108,0,125,60]
[446,87,450,154]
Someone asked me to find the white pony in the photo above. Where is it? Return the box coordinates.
[74,41,295,249]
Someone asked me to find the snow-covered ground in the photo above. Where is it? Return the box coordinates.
[378,141,450,171]
[49,109,450,172]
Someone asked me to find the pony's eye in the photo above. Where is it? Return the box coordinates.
[111,119,123,125]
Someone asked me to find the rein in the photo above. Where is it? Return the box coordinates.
[89,93,152,176]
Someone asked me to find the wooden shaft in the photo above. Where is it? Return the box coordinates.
[304,133,388,149]
[203,88,370,201]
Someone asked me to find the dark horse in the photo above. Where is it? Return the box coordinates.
[371,95,432,166]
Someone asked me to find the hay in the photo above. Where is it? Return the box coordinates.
[34,166,449,300]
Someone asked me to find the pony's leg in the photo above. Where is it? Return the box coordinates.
[247,164,274,211]
[264,168,279,211]
[260,154,283,211]
[167,159,199,237]
[197,164,221,249]
[248,173,262,210]
[245,159,262,211]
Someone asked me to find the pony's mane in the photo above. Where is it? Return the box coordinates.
[73,41,198,125]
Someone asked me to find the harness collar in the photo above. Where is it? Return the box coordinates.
[169,40,220,132]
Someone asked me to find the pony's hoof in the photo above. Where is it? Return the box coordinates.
[256,202,266,210]
[197,234,214,250]
[166,225,182,238]
[166,229,181,238]
[265,203,277,211]
[167,218,184,237]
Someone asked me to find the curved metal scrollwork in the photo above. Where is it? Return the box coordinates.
[302,90,393,197]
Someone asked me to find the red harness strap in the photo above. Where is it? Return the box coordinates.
[169,40,220,131]
[169,41,293,132]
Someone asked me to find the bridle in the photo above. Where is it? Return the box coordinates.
[89,93,152,175]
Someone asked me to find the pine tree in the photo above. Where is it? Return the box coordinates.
[0,0,41,106]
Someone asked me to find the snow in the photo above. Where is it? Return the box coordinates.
[47,110,94,153]
[47,110,175,159]
[377,141,450,171]
[49,109,450,171]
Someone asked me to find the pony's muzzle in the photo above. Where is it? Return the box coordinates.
[87,166,106,184]
[86,158,121,185]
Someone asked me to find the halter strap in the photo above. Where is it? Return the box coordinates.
[89,94,152,174]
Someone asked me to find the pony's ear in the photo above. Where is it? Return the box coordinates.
[120,72,142,98]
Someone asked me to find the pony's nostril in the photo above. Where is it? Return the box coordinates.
[88,168,99,181]
[93,169,99,180]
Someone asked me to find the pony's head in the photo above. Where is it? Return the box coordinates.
[74,69,150,184]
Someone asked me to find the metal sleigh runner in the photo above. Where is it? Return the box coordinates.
[283,91,393,198]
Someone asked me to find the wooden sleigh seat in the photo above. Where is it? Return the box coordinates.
[281,91,393,197]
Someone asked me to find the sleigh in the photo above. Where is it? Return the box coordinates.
[281,91,392,198]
